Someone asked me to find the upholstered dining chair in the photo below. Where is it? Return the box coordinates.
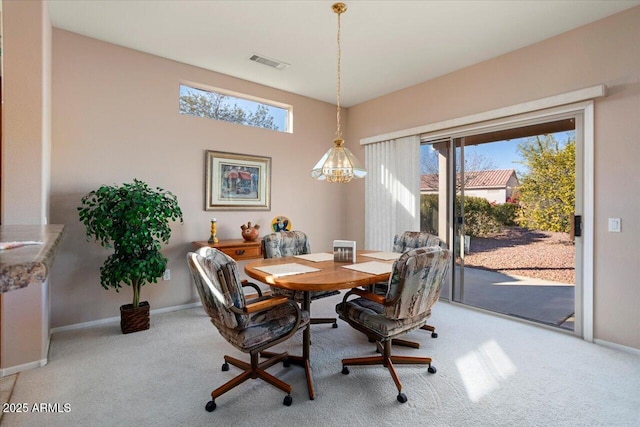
[336,246,450,403]
[187,247,309,412]
[371,231,446,340]
[393,231,446,338]
[262,231,339,328]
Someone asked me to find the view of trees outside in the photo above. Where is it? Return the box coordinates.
[421,147,497,193]
[516,134,575,233]
[179,85,288,131]
[420,130,576,236]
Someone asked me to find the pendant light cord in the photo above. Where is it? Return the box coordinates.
[335,8,342,140]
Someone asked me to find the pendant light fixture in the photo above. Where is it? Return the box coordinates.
[311,2,366,183]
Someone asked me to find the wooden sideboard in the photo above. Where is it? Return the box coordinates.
[192,239,263,261]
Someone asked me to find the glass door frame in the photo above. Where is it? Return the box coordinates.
[422,103,593,340]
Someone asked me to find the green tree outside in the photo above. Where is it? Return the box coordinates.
[516,134,575,232]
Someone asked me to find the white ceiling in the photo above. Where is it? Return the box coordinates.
[48,0,639,107]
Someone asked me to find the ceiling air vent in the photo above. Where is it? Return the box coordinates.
[249,53,290,71]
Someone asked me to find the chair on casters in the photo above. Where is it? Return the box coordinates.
[372,231,445,340]
[262,231,339,328]
[336,246,450,403]
[187,247,310,412]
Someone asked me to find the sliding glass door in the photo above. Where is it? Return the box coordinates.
[421,117,581,332]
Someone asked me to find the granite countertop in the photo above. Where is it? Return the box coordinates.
[0,224,65,293]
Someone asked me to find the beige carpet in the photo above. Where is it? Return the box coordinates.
[2,296,640,426]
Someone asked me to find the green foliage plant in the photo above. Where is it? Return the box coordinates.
[78,179,184,309]
[420,194,439,235]
[421,194,518,237]
[456,196,502,237]
[516,135,575,232]
[492,201,518,226]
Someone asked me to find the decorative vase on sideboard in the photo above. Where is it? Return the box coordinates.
[241,222,260,242]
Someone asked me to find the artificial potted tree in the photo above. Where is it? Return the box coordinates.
[78,179,183,334]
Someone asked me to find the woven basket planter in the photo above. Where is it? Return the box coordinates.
[120,301,150,334]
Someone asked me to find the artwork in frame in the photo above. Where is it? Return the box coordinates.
[205,150,271,211]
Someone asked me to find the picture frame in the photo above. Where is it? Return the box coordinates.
[205,150,271,211]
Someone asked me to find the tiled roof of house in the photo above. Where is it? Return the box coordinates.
[421,169,518,191]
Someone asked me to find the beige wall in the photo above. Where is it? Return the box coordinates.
[1,0,51,225]
[345,6,640,350]
[48,30,347,327]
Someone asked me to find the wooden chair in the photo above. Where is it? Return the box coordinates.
[187,247,309,411]
[262,231,339,328]
[336,246,450,403]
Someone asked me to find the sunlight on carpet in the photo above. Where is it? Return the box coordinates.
[455,339,517,402]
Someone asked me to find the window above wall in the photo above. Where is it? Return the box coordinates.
[179,83,292,133]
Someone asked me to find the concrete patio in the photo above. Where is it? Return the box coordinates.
[440,266,575,330]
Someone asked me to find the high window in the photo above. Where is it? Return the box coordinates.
[179,84,291,132]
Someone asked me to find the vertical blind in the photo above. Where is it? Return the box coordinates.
[364,135,420,251]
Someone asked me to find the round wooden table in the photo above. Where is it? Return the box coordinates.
[245,251,394,400]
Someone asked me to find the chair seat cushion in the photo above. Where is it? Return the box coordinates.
[214,302,310,351]
[335,297,429,339]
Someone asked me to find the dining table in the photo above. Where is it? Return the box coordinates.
[244,250,399,400]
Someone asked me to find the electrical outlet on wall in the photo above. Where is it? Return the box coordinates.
[163,269,171,281]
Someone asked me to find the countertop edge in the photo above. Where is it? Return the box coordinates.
[0,224,66,293]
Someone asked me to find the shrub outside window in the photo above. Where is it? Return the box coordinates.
[179,84,291,132]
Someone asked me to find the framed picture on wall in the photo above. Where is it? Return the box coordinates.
[205,150,271,211]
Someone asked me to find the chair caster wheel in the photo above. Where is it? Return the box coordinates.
[205,400,216,412]
[283,360,291,368]
[221,362,229,372]
[397,393,408,403]
[332,323,338,329]
[283,395,292,406]
[342,366,350,375]
[428,365,437,374]
[431,332,438,338]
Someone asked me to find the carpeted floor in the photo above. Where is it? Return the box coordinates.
[2,296,639,426]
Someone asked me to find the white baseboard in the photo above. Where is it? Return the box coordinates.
[51,302,202,334]
[1,358,47,378]
[149,301,202,315]
[43,332,51,360]
[594,338,640,357]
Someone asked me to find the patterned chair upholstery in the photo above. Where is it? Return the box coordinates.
[187,247,310,411]
[393,231,445,253]
[376,231,446,340]
[336,246,450,403]
[262,231,339,328]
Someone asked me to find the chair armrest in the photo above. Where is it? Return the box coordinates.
[337,288,386,318]
[241,279,263,297]
[243,295,289,314]
[349,288,386,305]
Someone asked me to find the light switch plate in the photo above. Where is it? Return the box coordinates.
[608,218,621,232]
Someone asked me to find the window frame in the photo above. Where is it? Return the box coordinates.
[179,81,293,133]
